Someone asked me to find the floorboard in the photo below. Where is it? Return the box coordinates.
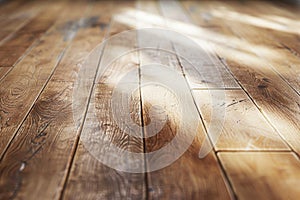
[0,0,299,199]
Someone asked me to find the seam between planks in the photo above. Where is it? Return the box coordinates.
[137,43,149,200]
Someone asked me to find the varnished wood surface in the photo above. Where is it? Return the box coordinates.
[0,0,299,199]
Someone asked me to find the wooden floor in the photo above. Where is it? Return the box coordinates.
[0,0,300,199]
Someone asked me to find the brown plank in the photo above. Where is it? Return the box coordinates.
[193,90,289,151]
[182,0,300,156]
[219,152,300,200]
[95,19,140,83]
[0,2,88,157]
[136,1,232,199]
[63,1,146,199]
[0,2,62,67]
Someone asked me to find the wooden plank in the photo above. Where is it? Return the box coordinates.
[181,0,300,156]
[95,14,141,83]
[63,1,146,199]
[144,134,232,199]
[0,2,88,157]
[193,90,289,151]
[0,2,62,67]
[219,152,300,200]
[136,1,232,199]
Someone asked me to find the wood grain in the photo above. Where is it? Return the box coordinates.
[64,83,145,200]
[0,1,299,199]
[193,90,289,151]
[219,152,300,200]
